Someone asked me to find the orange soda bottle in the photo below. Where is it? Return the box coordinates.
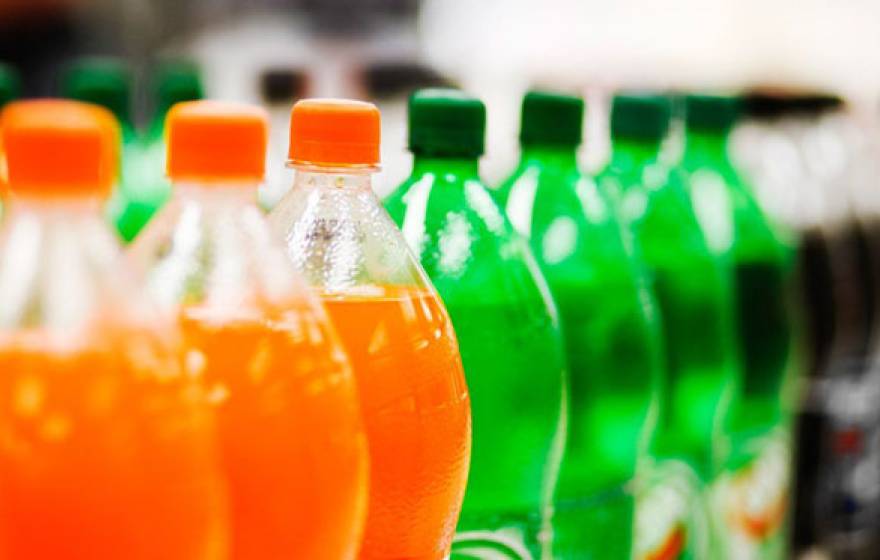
[0,100,227,559]
[128,100,369,559]
[268,99,472,559]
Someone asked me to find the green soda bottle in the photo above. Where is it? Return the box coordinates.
[600,93,740,558]
[384,89,568,558]
[682,94,793,559]
[118,60,205,242]
[493,91,661,559]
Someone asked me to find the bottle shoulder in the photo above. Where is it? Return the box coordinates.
[386,171,558,310]
[269,178,429,293]
[130,195,310,317]
[0,209,164,346]
[387,171,519,244]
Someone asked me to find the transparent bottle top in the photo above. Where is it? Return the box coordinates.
[268,165,428,295]
[129,181,330,322]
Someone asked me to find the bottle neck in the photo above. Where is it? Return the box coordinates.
[10,194,104,216]
[291,164,376,192]
[684,128,730,161]
[172,180,261,202]
[518,144,579,169]
[411,155,480,179]
[609,136,664,167]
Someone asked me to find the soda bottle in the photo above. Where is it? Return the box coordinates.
[600,93,740,558]
[384,89,567,558]
[492,91,661,558]
[601,92,739,473]
[0,62,21,202]
[128,100,369,559]
[683,94,794,558]
[269,98,472,560]
[118,60,205,241]
[0,99,227,559]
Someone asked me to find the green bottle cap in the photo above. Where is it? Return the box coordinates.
[62,58,132,125]
[684,94,740,132]
[408,88,485,157]
[0,63,21,108]
[154,60,204,117]
[610,93,672,141]
[519,90,584,147]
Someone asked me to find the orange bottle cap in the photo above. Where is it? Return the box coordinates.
[1,99,120,197]
[166,100,268,182]
[288,98,380,167]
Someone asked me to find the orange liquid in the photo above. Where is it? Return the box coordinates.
[0,330,226,560]
[180,304,369,560]
[321,286,472,560]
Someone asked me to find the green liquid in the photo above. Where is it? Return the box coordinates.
[449,299,567,556]
[650,262,734,476]
[494,144,661,559]
[551,277,658,557]
[734,260,791,434]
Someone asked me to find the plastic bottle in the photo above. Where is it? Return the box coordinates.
[0,99,227,560]
[128,100,369,559]
[684,94,795,559]
[269,98,471,560]
[383,89,567,558]
[601,93,739,474]
[493,91,661,558]
[117,60,206,242]
[600,93,741,559]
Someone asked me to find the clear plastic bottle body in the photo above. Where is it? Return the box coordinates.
[384,156,567,558]
[0,196,227,560]
[128,182,369,560]
[269,166,472,560]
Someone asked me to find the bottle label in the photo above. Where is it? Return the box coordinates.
[635,459,710,560]
[711,431,790,559]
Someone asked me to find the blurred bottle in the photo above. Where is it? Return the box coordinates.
[128,100,369,559]
[117,60,205,242]
[600,93,740,559]
[258,68,307,211]
[734,92,880,558]
[269,99,471,560]
[0,99,227,559]
[384,89,567,558]
[0,62,21,202]
[682,93,795,559]
[61,57,142,241]
[491,91,661,559]
[796,96,874,368]
[733,93,868,376]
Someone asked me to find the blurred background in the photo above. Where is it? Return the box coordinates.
[3,1,880,558]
